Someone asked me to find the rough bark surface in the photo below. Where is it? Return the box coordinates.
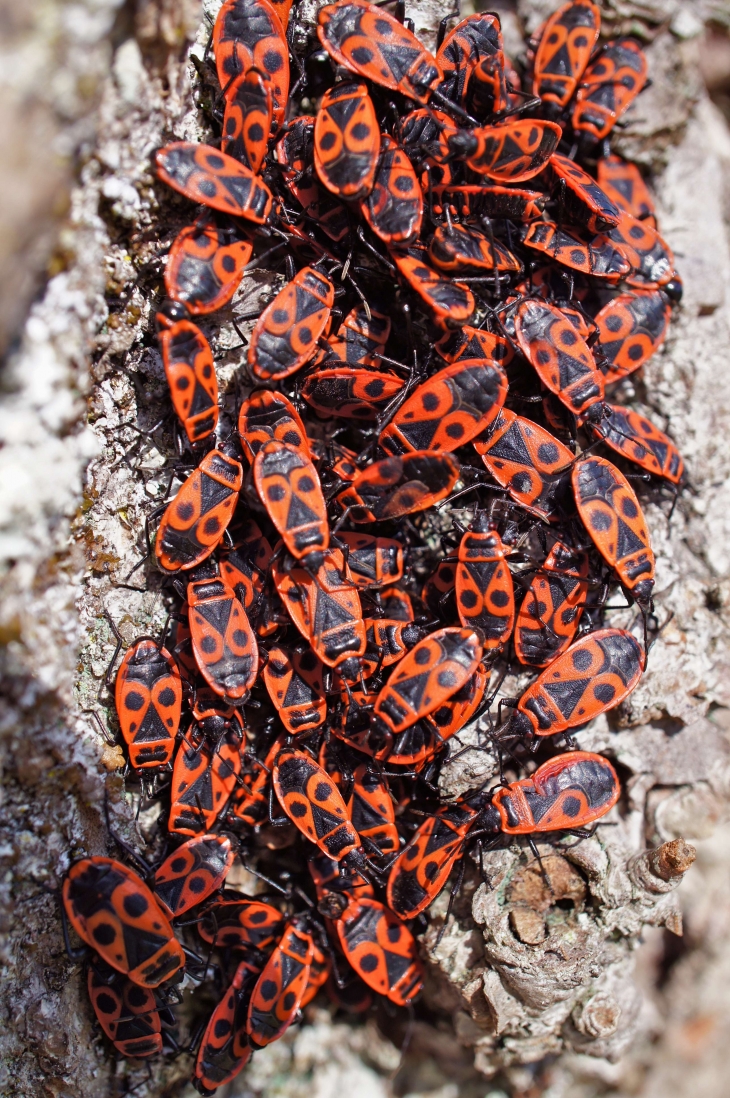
[2,1,730,1097]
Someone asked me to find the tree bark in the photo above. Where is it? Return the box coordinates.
[2,1,730,1097]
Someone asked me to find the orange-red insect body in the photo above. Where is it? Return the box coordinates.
[379,359,507,456]
[194,959,257,1093]
[169,728,242,835]
[273,748,360,860]
[239,390,311,461]
[273,548,366,672]
[156,450,242,573]
[532,0,600,110]
[247,922,313,1046]
[156,144,272,223]
[254,440,329,568]
[337,451,460,522]
[509,627,644,739]
[455,519,514,650]
[222,68,273,173]
[115,640,182,770]
[572,456,655,600]
[165,218,253,315]
[473,409,573,521]
[317,0,443,104]
[249,266,335,381]
[153,834,234,918]
[515,298,605,418]
[156,315,219,445]
[62,858,185,987]
[335,897,423,1004]
[188,575,259,702]
[213,0,289,127]
[515,541,589,667]
[263,646,326,733]
[314,81,380,199]
[88,964,166,1058]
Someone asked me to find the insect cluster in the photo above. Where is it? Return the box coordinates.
[65,0,684,1090]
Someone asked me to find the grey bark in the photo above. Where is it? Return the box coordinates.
[1,1,730,1096]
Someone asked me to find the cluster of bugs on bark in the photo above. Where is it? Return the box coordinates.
[65,0,684,1089]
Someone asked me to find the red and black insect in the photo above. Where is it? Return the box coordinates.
[505,627,645,741]
[455,517,515,650]
[153,834,234,918]
[373,626,484,740]
[273,746,362,861]
[199,899,285,951]
[219,518,273,621]
[88,963,168,1059]
[347,764,399,856]
[360,135,423,246]
[336,897,423,1003]
[156,308,219,445]
[391,250,475,329]
[249,266,335,381]
[239,390,311,461]
[387,749,619,918]
[430,184,546,223]
[585,404,684,484]
[446,119,563,183]
[62,858,185,986]
[572,38,648,145]
[338,532,403,588]
[594,289,670,383]
[572,456,655,602]
[314,81,380,199]
[263,645,327,734]
[273,548,366,672]
[165,217,253,315]
[169,727,242,836]
[230,735,284,827]
[427,222,522,276]
[531,0,600,112]
[491,750,621,831]
[387,662,488,766]
[514,540,589,667]
[193,959,258,1094]
[544,153,620,233]
[435,325,513,368]
[302,364,404,421]
[436,12,505,114]
[522,220,631,280]
[155,449,243,573]
[337,451,460,522]
[212,0,290,127]
[515,298,605,418]
[247,921,314,1046]
[156,144,273,223]
[276,116,351,242]
[325,304,391,365]
[607,212,676,290]
[254,440,329,569]
[597,155,656,224]
[379,358,508,456]
[188,574,259,702]
[473,409,574,521]
[221,69,273,174]
[114,638,182,770]
[317,0,443,104]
